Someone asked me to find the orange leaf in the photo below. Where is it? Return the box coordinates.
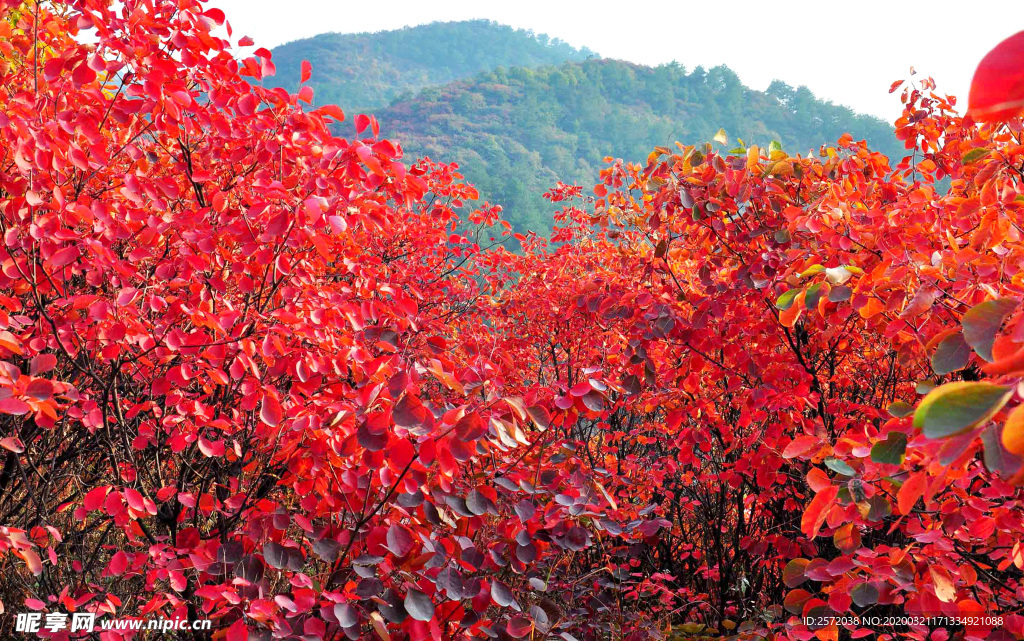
[858,297,885,320]
[801,485,838,539]
[1001,404,1024,456]
[779,291,804,328]
[898,471,927,515]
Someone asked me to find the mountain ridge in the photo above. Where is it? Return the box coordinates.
[268,21,903,231]
[266,20,596,115]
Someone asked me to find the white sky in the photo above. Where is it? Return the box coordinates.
[209,0,1022,121]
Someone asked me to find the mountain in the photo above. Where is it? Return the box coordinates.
[377,59,905,231]
[266,20,596,115]
[269,22,903,232]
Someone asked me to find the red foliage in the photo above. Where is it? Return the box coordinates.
[1,2,1024,641]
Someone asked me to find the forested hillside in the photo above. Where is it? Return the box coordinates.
[268,22,903,232]
[378,59,905,231]
[266,20,595,114]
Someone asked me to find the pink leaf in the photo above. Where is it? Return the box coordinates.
[260,394,283,427]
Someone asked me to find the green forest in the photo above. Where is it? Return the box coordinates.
[266,20,595,115]
[270,21,905,231]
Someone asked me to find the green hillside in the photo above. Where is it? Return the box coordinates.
[269,22,904,232]
[377,59,904,231]
[267,20,595,114]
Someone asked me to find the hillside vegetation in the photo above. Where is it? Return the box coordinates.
[377,59,905,231]
[268,22,904,231]
[266,20,595,114]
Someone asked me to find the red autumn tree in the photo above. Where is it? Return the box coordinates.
[475,73,1024,640]
[2,1,1024,641]
[0,1,635,639]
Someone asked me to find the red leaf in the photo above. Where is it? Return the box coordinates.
[0,398,31,415]
[51,246,80,267]
[454,412,485,441]
[72,62,96,87]
[801,485,838,539]
[83,486,109,511]
[260,394,283,427]
[203,8,226,24]
[355,114,371,134]
[782,435,819,459]
[0,436,24,453]
[108,550,128,576]
[393,394,428,429]
[226,619,248,641]
[386,523,415,556]
[968,31,1024,121]
[21,549,42,575]
[300,60,312,84]
[898,471,927,515]
[25,379,53,400]
[237,93,256,116]
[198,437,225,458]
[315,104,345,121]
[29,354,57,375]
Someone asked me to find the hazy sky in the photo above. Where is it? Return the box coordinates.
[209,0,1022,122]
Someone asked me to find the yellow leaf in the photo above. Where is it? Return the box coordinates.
[713,128,728,145]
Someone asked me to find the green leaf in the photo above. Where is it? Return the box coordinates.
[913,382,1013,439]
[768,140,782,153]
[871,432,907,465]
[932,332,970,375]
[887,401,913,418]
[866,494,891,521]
[825,457,855,476]
[916,380,936,395]
[774,230,791,243]
[962,298,1018,362]
[805,282,824,309]
[782,558,809,587]
[962,147,991,165]
[775,288,800,310]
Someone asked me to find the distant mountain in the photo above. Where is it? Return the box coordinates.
[377,59,904,231]
[269,22,903,232]
[267,20,596,115]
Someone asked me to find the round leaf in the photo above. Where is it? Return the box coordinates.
[962,298,1018,362]
[913,382,1012,439]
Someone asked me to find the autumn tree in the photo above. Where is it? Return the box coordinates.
[3,2,1024,641]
